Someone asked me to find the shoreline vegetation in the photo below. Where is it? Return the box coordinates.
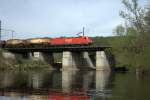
[0,49,51,71]
[106,0,150,74]
[92,36,150,73]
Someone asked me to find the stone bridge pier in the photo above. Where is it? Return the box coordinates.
[96,51,110,71]
[26,52,54,66]
[62,50,112,71]
[62,51,79,70]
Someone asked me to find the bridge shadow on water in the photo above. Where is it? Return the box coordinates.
[0,69,114,100]
[0,69,150,100]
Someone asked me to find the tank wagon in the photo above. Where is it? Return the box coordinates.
[5,39,25,47]
[25,38,51,47]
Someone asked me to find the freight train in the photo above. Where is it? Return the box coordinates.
[0,36,92,48]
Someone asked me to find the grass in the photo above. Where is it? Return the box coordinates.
[0,49,51,70]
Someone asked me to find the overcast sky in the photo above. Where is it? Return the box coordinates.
[0,0,147,39]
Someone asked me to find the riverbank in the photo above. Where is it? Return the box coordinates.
[0,49,51,70]
[92,36,150,72]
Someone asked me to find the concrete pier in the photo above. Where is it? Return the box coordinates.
[27,52,54,65]
[62,51,72,70]
[27,52,33,59]
[62,51,111,70]
[62,51,78,70]
[96,51,110,71]
[27,52,42,60]
[83,51,95,69]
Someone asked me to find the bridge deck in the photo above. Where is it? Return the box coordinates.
[4,46,111,52]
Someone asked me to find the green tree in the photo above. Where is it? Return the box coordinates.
[120,0,146,35]
[113,24,125,36]
[113,24,137,36]
[126,26,137,36]
[145,6,150,33]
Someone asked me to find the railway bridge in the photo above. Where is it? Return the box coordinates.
[2,46,114,70]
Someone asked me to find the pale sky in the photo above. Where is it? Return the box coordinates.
[0,0,147,39]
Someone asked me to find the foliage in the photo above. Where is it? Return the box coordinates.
[126,26,137,36]
[113,24,126,36]
[120,0,146,35]
[0,49,51,70]
[113,25,137,36]
[112,0,150,71]
[145,6,150,33]
[92,36,150,70]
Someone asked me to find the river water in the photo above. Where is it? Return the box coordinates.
[0,70,149,100]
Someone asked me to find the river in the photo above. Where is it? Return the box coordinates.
[0,70,149,100]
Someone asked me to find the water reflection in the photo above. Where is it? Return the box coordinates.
[82,71,94,91]
[0,72,14,88]
[0,70,113,100]
[28,72,44,89]
[0,92,49,100]
[62,70,77,93]
[94,71,111,100]
[96,71,110,91]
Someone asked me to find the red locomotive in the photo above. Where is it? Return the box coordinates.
[51,36,92,46]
